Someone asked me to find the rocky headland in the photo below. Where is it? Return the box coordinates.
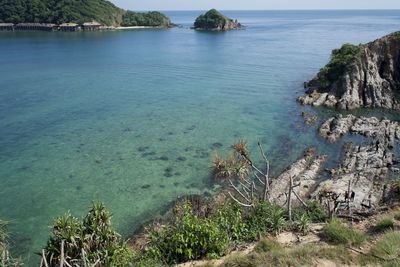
[292,32,400,217]
[298,32,400,110]
[193,9,242,31]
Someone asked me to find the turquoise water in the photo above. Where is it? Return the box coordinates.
[0,10,399,263]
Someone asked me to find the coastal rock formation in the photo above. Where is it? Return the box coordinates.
[299,32,400,110]
[313,115,400,210]
[193,9,241,31]
[313,142,393,210]
[319,115,400,147]
[319,114,356,142]
[269,148,328,206]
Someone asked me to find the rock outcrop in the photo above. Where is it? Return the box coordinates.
[193,9,241,31]
[319,115,400,147]
[269,148,328,206]
[313,142,393,210]
[319,114,356,142]
[313,115,400,210]
[299,32,400,110]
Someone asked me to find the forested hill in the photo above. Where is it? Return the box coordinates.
[0,0,172,27]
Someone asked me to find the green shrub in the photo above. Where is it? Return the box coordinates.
[371,231,400,264]
[322,219,366,246]
[292,201,327,225]
[244,202,287,239]
[213,203,248,242]
[44,202,133,266]
[394,212,400,221]
[145,203,229,264]
[374,218,395,233]
[293,213,311,234]
[317,43,362,90]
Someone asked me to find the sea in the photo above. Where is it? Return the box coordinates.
[0,10,399,264]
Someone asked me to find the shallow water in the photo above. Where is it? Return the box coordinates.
[0,10,400,263]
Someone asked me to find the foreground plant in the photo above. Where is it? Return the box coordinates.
[322,219,366,246]
[43,202,133,267]
[213,140,270,207]
[0,220,22,267]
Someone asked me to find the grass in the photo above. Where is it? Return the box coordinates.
[221,242,354,267]
[374,218,395,233]
[371,231,400,265]
[322,219,366,246]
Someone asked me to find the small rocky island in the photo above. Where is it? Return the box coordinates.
[193,9,242,31]
[299,32,400,110]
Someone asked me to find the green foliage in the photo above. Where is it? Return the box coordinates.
[322,219,366,246]
[44,202,133,266]
[213,140,253,182]
[374,218,395,233]
[317,43,362,90]
[244,202,287,238]
[371,231,400,264]
[194,9,232,29]
[213,203,248,242]
[394,212,400,221]
[121,11,171,27]
[0,0,124,25]
[0,0,170,26]
[290,201,326,234]
[293,213,311,234]
[145,203,229,264]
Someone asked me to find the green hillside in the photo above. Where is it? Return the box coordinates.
[0,0,171,27]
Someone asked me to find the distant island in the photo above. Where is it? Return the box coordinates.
[193,9,242,31]
[0,0,173,31]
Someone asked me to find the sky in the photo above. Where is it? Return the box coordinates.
[111,0,400,11]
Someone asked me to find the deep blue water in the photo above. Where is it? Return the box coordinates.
[0,10,399,263]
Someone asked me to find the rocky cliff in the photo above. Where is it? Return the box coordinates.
[299,32,400,110]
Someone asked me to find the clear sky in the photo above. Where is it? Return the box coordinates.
[111,0,400,11]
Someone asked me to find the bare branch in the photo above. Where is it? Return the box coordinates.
[228,192,253,207]
[292,190,308,208]
[42,250,49,267]
[253,172,265,185]
[60,240,65,267]
[229,179,251,203]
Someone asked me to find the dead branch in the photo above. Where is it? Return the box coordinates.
[229,179,251,203]
[228,192,253,207]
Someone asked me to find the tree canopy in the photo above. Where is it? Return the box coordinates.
[121,11,171,27]
[194,9,232,30]
[0,0,172,27]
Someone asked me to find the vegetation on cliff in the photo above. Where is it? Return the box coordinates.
[194,9,241,30]
[315,43,362,91]
[0,0,172,27]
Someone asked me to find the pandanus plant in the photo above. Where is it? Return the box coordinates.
[212,140,270,207]
[42,203,133,267]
